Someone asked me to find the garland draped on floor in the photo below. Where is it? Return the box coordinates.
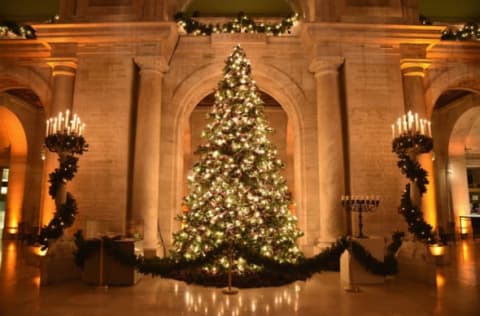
[74,231,404,288]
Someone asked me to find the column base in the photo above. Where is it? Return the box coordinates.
[313,238,340,255]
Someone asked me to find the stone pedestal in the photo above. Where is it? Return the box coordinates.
[82,238,142,286]
[340,237,385,288]
[40,238,81,285]
[396,240,436,285]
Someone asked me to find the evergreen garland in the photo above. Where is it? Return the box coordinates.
[37,132,88,250]
[174,12,298,36]
[74,231,403,288]
[441,22,480,41]
[392,133,437,244]
[0,21,36,39]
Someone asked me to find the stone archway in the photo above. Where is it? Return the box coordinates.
[0,65,51,238]
[0,106,28,238]
[432,90,480,236]
[160,61,309,249]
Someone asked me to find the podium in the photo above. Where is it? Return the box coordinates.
[82,238,142,286]
[340,237,385,288]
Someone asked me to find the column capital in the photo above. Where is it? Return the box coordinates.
[47,60,77,77]
[134,56,169,75]
[400,59,432,77]
[308,56,344,77]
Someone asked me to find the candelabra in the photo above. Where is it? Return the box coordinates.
[341,195,380,238]
[38,110,88,249]
[391,111,436,244]
[391,110,431,141]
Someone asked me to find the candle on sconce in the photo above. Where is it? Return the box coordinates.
[45,111,85,137]
[65,110,70,130]
[427,121,431,137]
[79,123,85,136]
[391,124,395,139]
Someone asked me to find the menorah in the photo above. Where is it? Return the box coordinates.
[341,195,380,238]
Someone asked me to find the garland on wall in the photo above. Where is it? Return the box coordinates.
[441,22,480,41]
[0,21,36,39]
[392,133,437,244]
[174,12,299,36]
[37,130,88,250]
[74,230,404,288]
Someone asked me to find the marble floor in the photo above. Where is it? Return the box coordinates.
[0,240,479,316]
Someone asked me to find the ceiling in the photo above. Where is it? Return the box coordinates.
[0,0,478,22]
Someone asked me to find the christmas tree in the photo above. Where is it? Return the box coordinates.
[171,45,303,275]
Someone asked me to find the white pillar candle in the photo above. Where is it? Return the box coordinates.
[72,114,77,131]
[391,124,395,139]
[427,121,431,137]
[407,111,413,131]
[65,110,70,131]
[403,115,407,132]
[53,118,57,133]
[46,120,50,137]
[397,118,402,134]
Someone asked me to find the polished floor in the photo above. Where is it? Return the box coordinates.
[0,240,479,316]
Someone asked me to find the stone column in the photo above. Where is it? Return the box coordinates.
[132,57,168,258]
[309,57,346,246]
[400,59,438,229]
[41,61,77,225]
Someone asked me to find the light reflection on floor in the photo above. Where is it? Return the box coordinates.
[174,281,302,316]
[0,239,479,316]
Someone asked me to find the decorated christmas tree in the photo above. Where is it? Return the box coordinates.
[171,45,303,275]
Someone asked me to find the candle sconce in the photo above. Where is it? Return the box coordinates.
[341,195,380,238]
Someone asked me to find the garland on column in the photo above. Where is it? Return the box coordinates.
[392,133,437,244]
[73,231,403,288]
[174,12,298,36]
[37,131,88,250]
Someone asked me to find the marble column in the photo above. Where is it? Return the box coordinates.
[41,61,77,226]
[400,60,438,229]
[132,57,168,258]
[309,57,347,246]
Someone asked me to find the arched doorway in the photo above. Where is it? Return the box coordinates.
[432,89,480,238]
[0,105,27,239]
[0,89,46,240]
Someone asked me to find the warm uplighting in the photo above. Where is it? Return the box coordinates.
[429,244,446,256]
[436,272,446,289]
[34,247,47,257]
[7,226,18,235]
[460,217,469,235]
